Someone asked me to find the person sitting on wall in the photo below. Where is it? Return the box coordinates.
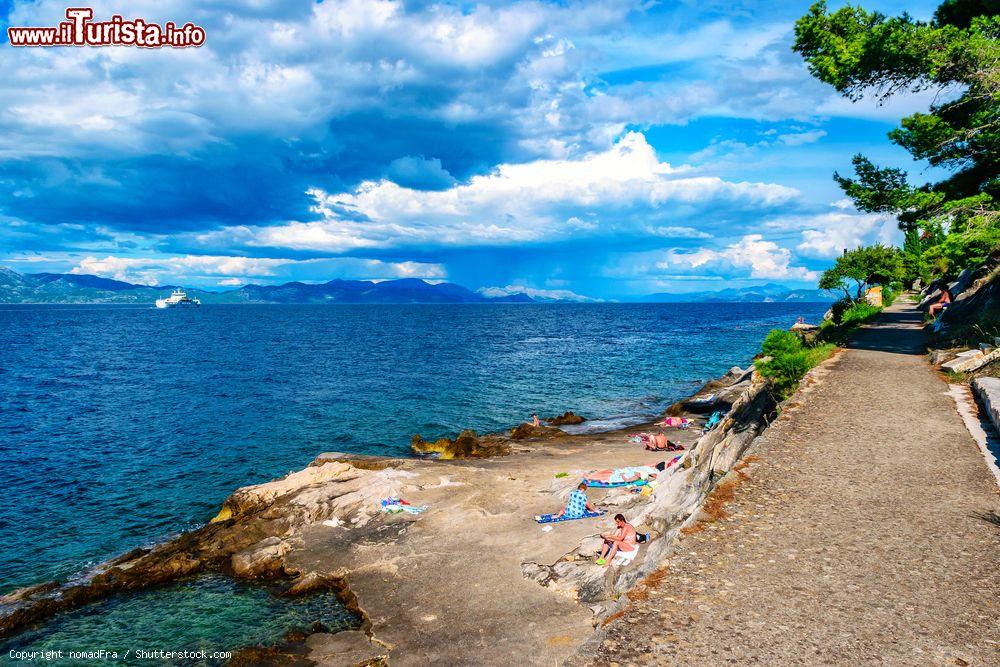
[596,513,638,566]
[929,288,952,318]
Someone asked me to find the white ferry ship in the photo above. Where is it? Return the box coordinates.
[155,288,201,309]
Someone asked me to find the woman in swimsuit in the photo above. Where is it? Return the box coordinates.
[596,514,638,566]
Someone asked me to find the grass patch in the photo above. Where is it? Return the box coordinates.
[942,369,967,383]
[815,301,883,346]
[753,300,882,401]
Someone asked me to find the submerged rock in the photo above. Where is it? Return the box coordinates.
[546,411,587,426]
[410,429,512,458]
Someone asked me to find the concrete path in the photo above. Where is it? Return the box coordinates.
[573,301,1000,665]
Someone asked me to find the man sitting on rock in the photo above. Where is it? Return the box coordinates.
[552,482,598,520]
[596,514,638,566]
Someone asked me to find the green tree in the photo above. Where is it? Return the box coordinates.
[818,244,904,301]
[794,1,1000,281]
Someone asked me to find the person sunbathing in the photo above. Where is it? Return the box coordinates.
[928,288,952,318]
[645,432,684,451]
[584,462,666,484]
[551,482,597,519]
[531,413,541,427]
[596,513,637,566]
[657,416,689,428]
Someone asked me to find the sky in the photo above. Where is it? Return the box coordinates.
[0,0,947,300]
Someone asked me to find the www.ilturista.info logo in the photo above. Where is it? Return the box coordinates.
[7,8,206,48]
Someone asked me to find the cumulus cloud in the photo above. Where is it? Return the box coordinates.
[68,254,446,286]
[385,156,456,190]
[608,234,820,283]
[0,0,934,241]
[199,132,797,252]
[762,202,903,259]
[669,235,820,281]
[477,284,597,302]
[777,129,827,146]
[0,0,930,295]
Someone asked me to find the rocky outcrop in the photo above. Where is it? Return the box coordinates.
[231,537,292,579]
[546,411,587,426]
[212,461,362,522]
[309,451,406,471]
[920,251,1000,342]
[410,429,512,458]
[0,459,415,639]
[665,366,754,415]
[508,422,568,440]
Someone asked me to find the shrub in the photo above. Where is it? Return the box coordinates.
[757,329,835,399]
[829,298,852,324]
[760,329,804,358]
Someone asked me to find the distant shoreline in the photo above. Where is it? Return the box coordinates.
[0,300,837,306]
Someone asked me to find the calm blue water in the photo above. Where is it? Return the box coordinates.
[3,574,356,665]
[0,302,828,652]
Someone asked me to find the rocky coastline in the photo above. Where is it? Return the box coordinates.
[1,366,786,664]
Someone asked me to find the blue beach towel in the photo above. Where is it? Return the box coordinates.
[535,510,605,524]
[703,411,724,432]
[585,479,648,488]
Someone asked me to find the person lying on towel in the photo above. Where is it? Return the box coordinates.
[551,482,598,520]
[584,461,668,485]
[596,514,638,566]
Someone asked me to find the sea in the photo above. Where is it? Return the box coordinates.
[0,302,830,660]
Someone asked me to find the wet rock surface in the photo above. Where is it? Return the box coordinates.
[508,422,568,440]
[547,411,587,426]
[410,429,512,458]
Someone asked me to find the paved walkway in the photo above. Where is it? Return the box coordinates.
[573,301,1000,666]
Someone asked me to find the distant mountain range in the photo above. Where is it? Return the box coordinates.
[0,268,835,305]
[0,267,545,304]
[641,283,836,303]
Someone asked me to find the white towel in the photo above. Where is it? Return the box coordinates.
[613,546,640,566]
